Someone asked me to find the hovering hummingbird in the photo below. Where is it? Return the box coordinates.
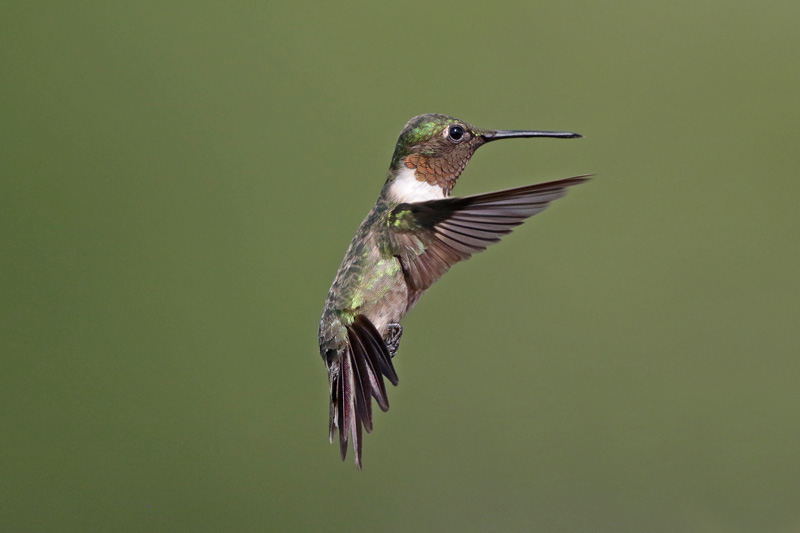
[319,113,588,468]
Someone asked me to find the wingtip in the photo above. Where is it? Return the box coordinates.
[551,174,594,189]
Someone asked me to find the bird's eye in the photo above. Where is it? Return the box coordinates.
[447,125,465,142]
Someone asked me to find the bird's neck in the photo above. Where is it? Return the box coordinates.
[384,164,447,204]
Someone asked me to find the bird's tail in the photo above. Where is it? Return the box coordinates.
[328,314,398,469]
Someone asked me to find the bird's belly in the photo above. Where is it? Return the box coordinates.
[350,256,408,335]
[361,280,408,335]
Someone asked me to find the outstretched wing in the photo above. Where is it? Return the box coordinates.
[387,175,590,294]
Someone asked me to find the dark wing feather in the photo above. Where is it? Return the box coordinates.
[330,314,399,468]
[388,175,590,293]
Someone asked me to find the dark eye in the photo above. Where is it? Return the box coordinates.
[448,125,465,142]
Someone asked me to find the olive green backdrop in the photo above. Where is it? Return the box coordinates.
[3,2,799,531]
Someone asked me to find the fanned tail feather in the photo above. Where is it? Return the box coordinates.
[328,314,398,468]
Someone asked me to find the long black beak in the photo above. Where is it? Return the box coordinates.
[483,130,582,141]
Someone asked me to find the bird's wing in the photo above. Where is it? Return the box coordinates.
[387,175,590,293]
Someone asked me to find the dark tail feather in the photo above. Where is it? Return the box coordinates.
[351,326,389,412]
[350,333,373,433]
[354,315,398,386]
[329,314,399,469]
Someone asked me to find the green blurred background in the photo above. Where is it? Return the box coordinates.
[2,2,799,531]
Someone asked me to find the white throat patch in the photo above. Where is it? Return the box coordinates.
[387,166,445,203]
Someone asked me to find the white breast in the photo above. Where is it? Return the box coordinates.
[387,166,445,203]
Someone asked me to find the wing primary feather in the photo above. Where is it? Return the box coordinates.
[438,222,502,243]
[451,212,528,220]
[434,231,481,254]
[446,218,517,234]
[436,226,493,249]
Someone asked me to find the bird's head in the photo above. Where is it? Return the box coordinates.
[386,114,580,200]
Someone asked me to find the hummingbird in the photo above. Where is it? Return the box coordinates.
[318,113,588,468]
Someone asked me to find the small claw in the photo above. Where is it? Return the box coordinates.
[386,323,403,358]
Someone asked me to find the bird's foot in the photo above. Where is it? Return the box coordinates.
[386,323,403,358]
